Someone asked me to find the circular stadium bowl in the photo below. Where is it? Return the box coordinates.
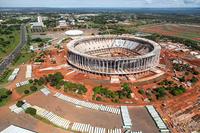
[65,30,83,36]
[67,35,161,75]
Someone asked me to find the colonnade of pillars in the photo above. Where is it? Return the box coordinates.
[68,51,159,75]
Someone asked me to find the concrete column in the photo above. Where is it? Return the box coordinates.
[131,61,134,72]
[141,58,144,69]
[87,58,90,70]
[98,60,101,72]
[86,57,88,69]
[76,55,78,65]
[84,57,86,69]
[82,56,84,68]
[144,58,147,69]
[118,60,120,73]
[114,60,116,73]
[102,60,105,73]
[95,59,97,71]
[72,54,75,64]
[106,60,109,73]
[121,60,124,72]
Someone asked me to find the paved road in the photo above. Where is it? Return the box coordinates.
[0,24,27,74]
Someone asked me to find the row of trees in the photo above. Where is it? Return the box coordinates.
[0,69,12,83]
[63,82,87,95]
[32,72,87,95]
[0,89,12,104]
[138,79,187,100]
[16,101,37,116]
[93,83,132,103]
[145,33,200,50]
[154,85,186,99]
[23,85,38,95]
[173,63,199,75]
[0,25,20,54]
[0,25,20,35]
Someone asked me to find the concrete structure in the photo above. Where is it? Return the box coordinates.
[58,20,67,28]
[30,16,46,32]
[37,16,43,23]
[67,35,161,75]
[65,30,83,36]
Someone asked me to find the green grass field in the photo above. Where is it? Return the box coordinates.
[12,46,36,66]
[0,30,20,63]
[138,24,200,41]
[0,68,13,85]
[0,88,11,107]
[16,83,43,96]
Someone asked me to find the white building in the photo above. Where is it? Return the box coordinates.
[37,16,43,23]
[58,20,67,28]
[30,16,46,32]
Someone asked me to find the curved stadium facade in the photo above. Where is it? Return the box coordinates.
[67,35,161,75]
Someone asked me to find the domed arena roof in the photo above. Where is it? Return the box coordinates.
[65,30,83,36]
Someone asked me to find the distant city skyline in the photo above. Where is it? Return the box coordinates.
[0,0,200,8]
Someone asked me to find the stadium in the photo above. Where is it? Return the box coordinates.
[67,35,161,75]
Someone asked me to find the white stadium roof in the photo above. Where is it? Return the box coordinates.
[65,30,83,36]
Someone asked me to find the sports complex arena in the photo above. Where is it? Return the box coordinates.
[67,35,161,75]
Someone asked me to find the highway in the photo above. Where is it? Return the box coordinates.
[0,24,27,74]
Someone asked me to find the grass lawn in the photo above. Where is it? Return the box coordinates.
[138,23,200,41]
[0,68,13,85]
[16,83,43,96]
[179,32,200,40]
[0,88,11,107]
[0,30,20,63]
[12,49,35,66]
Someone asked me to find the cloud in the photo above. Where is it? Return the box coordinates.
[183,0,200,4]
[145,0,153,4]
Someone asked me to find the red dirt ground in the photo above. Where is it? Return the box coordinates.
[4,38,199,133]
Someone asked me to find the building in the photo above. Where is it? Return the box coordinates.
[37,16,43,23]
[58,20,67,28]
[67,35,161,75]
[30,16,46,32]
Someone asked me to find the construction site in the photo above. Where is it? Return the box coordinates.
[0,28,199,133]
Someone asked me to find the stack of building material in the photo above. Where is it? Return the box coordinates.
[8,68,20,81]
[9,104,23,114]
[54,92,120,114]
[120,106,132,129]
[33,105,71,130]
[107,128,122,133]
[26,65,32,78]
[40,87,51,96]
[71,122,106,133]
[146,105,170,133]
[125,130,142,133]
[16,80,29,87]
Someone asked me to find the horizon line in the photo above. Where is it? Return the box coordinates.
[0,7,199,9]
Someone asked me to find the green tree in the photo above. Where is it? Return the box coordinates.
[24,90,30,94]
[138,89,145,94]
[30,86,37,92]
[25,107,36,116]
[16,100,25,107]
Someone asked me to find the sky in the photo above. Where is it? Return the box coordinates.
[0,0,200,8]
